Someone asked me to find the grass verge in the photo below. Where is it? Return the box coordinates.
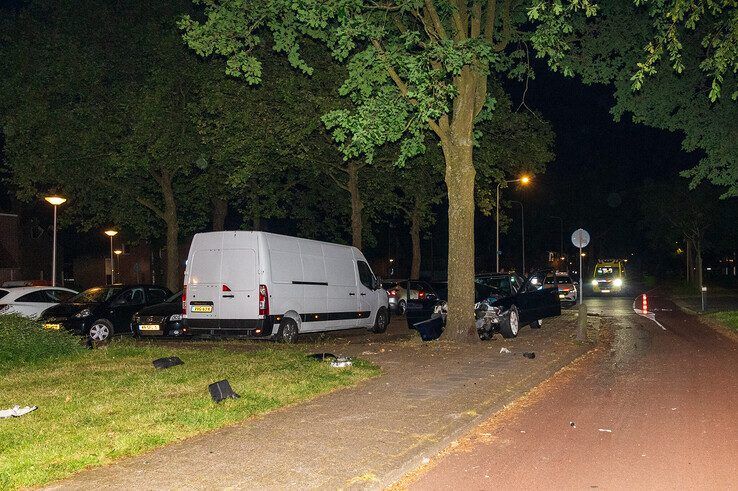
[0,332,378,490]
[0,314,85,368]
[707,310,738,333]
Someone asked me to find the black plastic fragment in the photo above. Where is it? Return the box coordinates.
[208,380,240,403]
[522,352,536,359]
[307,353,337,361]
[152,356,184,369]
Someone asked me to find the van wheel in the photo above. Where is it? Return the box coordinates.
[277,318,299,344]
[372,307,389,334]
[500,307,520,339]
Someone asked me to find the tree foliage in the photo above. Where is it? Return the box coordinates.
[530,0,738,197]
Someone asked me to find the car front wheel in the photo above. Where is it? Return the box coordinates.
[88,319,113,342]
[500,307,520,339]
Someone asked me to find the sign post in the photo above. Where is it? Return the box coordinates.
[571,228,590,342]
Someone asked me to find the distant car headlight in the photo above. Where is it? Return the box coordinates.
[74,308,92,318]
[531,277,539,285]
[613,278,623,287]
[169,314,183,321]
[591,280,598,286]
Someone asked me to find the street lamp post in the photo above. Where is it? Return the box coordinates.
[510,201,525,274]
[496,176,530,273]
[114,249,123,284]
[104,230,118,284]
[44,196,67,286]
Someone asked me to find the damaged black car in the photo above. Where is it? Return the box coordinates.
[405,270,561,341]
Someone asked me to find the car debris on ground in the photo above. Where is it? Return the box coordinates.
[152,356,184,369]
[0,405,37,419]
[208,380,240,403]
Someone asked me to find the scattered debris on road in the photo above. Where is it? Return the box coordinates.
[598,428,612,433]
[330,357,353,368]
[500,347,512,354]
[523,352,536,359]
[307,352,337,361]
[570,421,576,428]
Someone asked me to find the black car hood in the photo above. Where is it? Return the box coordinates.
[40,302,98,320]
[135,301,179,316]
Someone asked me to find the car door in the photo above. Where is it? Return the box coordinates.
[12,290,49,318]
[355,260,377,328]
[516,270,561,323]
[110,287,146,333]
[405,281,439,328]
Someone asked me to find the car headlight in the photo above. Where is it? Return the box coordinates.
[613,278,623,287]
[591,280,598,286]
[169,314,182,321]
[74,308,92,318]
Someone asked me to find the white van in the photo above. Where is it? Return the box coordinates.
[183,231,390,342]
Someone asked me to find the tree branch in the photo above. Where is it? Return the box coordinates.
[326,169,349,192]
[492,0,512,52]
[136,196,166,221]
[484,0,497,41]
[424,0,448,39]
[471,3,482,38]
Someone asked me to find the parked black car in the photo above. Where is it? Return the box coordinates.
[406,270,561,340]
[132,291,189,337]
[39,284,172,342]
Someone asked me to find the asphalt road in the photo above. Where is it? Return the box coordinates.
[408,290,738,489]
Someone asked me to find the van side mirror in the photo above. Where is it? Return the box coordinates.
[373,277,381,290]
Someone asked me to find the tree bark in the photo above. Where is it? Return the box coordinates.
[211,197,227,231]
[347,160,364,249]
[410,201,422,280]
[440,67,480,343]
[161,173,180,292]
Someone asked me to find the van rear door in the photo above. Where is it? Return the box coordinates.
[219,247,259,328]
[187,240,222,328]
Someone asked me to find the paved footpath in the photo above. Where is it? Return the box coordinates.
[406,293,738,490]
[46,313,590,490]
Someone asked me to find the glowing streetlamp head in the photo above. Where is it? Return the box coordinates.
[520,176,531,185]
[114,249,123,255]
[104,229,118,237]
[44,196,67,206]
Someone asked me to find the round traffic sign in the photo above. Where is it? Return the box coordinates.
[571,228,590,248]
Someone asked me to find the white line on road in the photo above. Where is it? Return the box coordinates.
[632,295,667,331]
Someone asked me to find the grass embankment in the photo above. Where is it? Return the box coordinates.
[0,316,379,489]
[707,311,738,333]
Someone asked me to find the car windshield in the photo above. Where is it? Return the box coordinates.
[166,291,183,303]
[475,276,512,297]
[69,286,123,303]
[557,276,572,284]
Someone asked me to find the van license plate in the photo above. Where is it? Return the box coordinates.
[139,324,160,331]
[191,305,213,313]
[44,323,61,330]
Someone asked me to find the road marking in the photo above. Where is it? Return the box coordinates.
[632,296,667,331]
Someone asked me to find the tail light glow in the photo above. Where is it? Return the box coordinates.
[181,286,187,315]
[418,290,426,299]
[259,284,269,316]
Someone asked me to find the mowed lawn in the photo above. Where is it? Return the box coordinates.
[0,340,379,489]
[709,310,738,332]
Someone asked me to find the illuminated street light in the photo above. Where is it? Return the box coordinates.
[104,230,118,284]
[44,196,67,286]
[496,176,531,272]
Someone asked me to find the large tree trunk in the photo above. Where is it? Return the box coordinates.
[410,202,421,280]
[211,197,227,231]
[441,68,479,343]
[161,173,180,292]
[347,160,363,249]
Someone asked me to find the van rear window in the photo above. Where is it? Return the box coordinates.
[191,250,221,284]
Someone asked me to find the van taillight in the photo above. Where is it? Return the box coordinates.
[181,286,187,315]
[259,284,269,316]
[388,289,396,297]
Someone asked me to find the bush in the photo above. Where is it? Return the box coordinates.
[0,315,85,369]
